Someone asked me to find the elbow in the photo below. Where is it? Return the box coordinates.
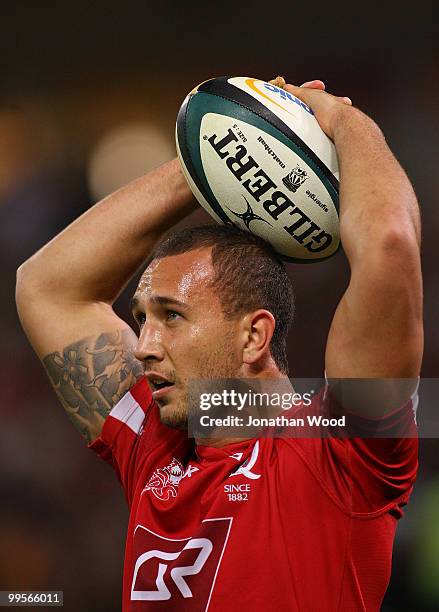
[16,258,51,337]
[16,259,30,286]
[380,225,419,251]
[16,261,29,304]
[16,262,31,317]
[343,206,421,268]
[16,249,51,291]
[349,224,421,270]
[16,257,41,312]
[351,227,422,307]
[377,227,421,270]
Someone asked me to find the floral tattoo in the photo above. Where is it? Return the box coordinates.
[43,329,143,442]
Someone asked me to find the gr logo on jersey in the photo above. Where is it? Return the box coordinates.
[131,518,232,608]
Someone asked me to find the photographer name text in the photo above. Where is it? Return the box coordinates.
[199,414,346,428]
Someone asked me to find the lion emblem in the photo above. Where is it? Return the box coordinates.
[144,457,185,501]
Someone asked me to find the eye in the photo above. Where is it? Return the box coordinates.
[135,312,146,327]
[166,310,181,322]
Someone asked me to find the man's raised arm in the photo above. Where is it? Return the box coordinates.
[285,82,423,412]
[16,159,196,441]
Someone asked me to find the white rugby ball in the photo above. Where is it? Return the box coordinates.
[176,76,340,262]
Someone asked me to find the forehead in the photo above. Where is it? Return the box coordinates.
[135,248,215,303]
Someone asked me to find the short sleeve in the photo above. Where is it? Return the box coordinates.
[286,387,419,517]
[88,377,188,504]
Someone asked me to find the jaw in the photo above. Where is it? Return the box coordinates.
[157,399,188,431]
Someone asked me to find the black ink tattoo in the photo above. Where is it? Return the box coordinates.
[43,329,143,443]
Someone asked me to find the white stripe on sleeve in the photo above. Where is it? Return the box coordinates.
[110,391,145,435]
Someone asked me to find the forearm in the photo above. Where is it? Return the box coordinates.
[333,108,421,264]
[283,81,423,380]
[17,159,196,304]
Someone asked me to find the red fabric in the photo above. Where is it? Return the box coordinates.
[89,377,418,612]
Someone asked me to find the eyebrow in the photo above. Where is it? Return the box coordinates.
[130,295,190,312]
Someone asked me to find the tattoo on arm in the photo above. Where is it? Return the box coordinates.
[43,329,144,443]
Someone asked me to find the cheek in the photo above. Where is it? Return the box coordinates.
[165,325,210,372]
[187,326,217,365]
[170,321,239,375]
[167,324,204,354]
[198,326,240,370]
[174,324,227,369]
[191,322,229,352]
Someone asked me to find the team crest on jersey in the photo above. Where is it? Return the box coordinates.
[144,457,184,501]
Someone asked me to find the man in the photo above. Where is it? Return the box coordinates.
[16,79,423,611]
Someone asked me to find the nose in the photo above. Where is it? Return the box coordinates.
[134,323,165,363]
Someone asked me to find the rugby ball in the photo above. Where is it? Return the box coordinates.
[176,77,340,262]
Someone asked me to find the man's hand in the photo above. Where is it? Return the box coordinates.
[285,80,353,139]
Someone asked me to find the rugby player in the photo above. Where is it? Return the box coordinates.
[16,80,423,611]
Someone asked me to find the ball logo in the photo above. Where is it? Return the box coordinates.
[144,457,184,501]
[226,195,272,230]
[282,166,308,193]
[244,78,314,116]
[206,126,333,254]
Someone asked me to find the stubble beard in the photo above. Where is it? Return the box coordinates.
[159,338,240,431]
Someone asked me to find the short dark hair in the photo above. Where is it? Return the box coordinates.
[150,224,294,374]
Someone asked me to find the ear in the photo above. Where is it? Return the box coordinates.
[240,310,276,366]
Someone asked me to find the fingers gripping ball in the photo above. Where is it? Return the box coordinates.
[268,75,286,89]
[176,76,340,263]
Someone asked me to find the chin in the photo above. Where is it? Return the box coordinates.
[158,402,188,430]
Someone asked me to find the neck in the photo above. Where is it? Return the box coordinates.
[193,370,294,448]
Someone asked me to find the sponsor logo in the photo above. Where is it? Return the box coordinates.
[229,452,243,461]
[183,464,200,479]
[245,78,314,115]
[306,189,328,213]
[131,518,233,607]
[206,126,333,254]
[144,457,185,501]
[223,441,261,501]
[227,195,272,230]
[230,440,261,480]
[282,166,308,193]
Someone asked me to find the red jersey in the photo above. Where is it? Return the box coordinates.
[90,378,418,612]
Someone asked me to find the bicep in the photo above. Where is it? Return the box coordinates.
[18,297,143,442]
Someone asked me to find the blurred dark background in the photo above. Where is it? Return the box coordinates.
[1,2,438,610]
